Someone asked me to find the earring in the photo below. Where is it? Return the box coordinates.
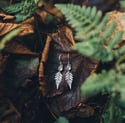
[65,53,73,89]
[55,55,63,89]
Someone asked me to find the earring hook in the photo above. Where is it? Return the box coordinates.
[55,54,63,90]
[65,53,73,89]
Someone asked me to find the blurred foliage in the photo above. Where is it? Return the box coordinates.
[55,117,69,123]
[56,4,123,62]
[102,100,125,123]
[0,100,8,120]
[0,0,9,8]
[56,3,125,123]
[119,0,125,10]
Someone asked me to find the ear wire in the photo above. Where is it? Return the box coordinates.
[65,53,73,89]
[55,54,63,89]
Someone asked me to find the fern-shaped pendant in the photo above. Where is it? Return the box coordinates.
[55,63,63,89]
[65,63,73,89]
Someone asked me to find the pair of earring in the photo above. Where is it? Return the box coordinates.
[54,54,73,90]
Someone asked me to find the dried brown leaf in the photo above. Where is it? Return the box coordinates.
[0,54,8,75]
[0,23,19,36]
[0,13,15,20]
[0,22,34,36]
[4,42,38,55]
[0,98,21,123]
[19,24,34,36]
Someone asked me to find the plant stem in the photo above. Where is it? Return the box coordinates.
[109,94,116,123]
[115,54,125,74]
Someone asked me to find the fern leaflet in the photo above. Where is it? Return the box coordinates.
[55,4,124,62]
[3,0,39,22]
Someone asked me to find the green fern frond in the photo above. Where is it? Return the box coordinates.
[3,2,23,13]
[119,0,125,9]
[80,70,115,97]
[3,0,39,22]
[55,4,123,62]
[81,68,125,108]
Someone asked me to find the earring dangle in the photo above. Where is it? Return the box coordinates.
[55,55,63,89]
[65,53,73,89]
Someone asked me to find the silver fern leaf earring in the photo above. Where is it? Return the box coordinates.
[65,53,73,89]
[55,55,63,89]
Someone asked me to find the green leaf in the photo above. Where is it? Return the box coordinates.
[3,0,39,22]
[109,31,123,48]
[90,6,97,20]
[103,21,116,38]
[81,70,115,97]
[93,10,102,24]
[120,1,125,9]
[0,28,21,50]
[98,14,108,30]
[55,117,69,123]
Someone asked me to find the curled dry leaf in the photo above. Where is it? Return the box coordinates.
[0,23,19,36]
[0,12,15,20]
[0,97,21,123]
[37,0,64,22]
[0,23,34,36]
[19,24,34,36]
[4,42,38,55]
